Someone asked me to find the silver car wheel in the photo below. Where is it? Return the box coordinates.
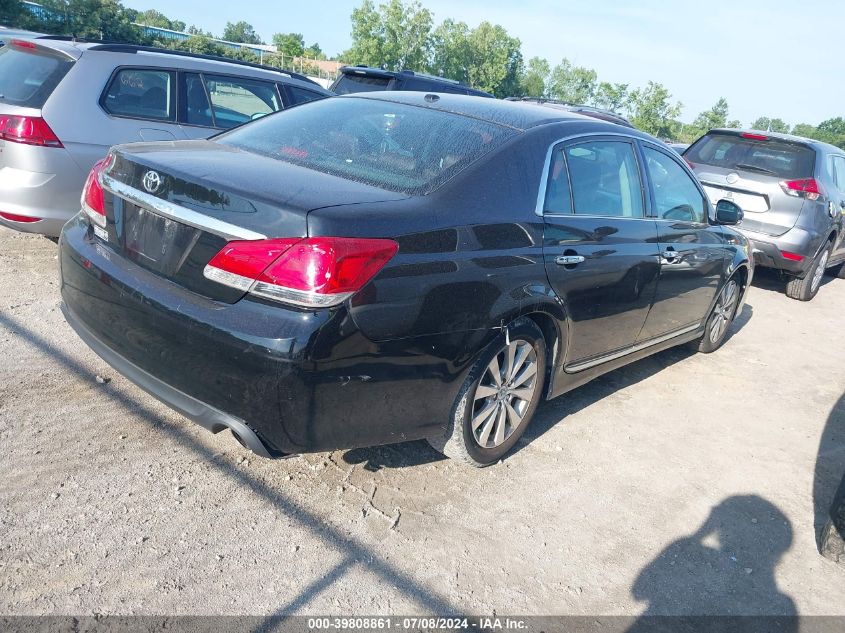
[709,279,738,344]
[811,250,829,294]
[471,340,538,449]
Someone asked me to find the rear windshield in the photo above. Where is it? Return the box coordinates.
[0,45,74,108]
[685,133,815,179]
[217,96,517,194]
[331,74,392,95]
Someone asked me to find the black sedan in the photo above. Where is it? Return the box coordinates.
[59,92,752,466]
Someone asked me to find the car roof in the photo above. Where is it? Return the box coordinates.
[338,65,493,96]
[346,91,653,137]
[505,97,633,127]
[3,35,328,91]
[707,128,841,154]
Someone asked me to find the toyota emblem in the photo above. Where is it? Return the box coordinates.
[142,170,162,194]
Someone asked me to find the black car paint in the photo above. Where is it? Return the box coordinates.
[59,95,752,457]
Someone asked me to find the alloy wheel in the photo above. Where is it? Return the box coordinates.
[709,279,738,344]
[811,250,829,294]
[471,340,538,449]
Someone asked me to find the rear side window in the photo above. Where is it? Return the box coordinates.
[686,133,815,180]
[564,140,643,218]
[331,74,391,94]
[203,75,281,129]
[285,85,326,107]
[217,96,517,194]
[0,45,74,108]
[102,68,174,121]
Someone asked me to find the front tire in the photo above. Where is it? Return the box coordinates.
[428,318,546,467]
[786,244,830,301]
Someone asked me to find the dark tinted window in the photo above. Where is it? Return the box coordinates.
[643,147,707,223]
[401,77,465,94]
[203,74,281,129]
[103,68,174,121]
[831,156,845,191]
[565,140,643,218]
[544,149,573,214]
[286,85,326,106]
[0,45,74,108]
[218,97,517,194]
[686,133,815,179]
[184,72,212,127]
[332,74,391,94]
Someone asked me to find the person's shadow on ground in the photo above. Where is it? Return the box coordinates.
[627,495,796,633]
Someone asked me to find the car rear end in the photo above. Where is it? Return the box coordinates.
[0,38,84,237]
[59,95,518,457]
[330,67,394,94]
[685,130,826,275]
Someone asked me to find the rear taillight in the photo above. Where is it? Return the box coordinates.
[81,155,113,228]
[0,115,63,147]
[741,132,769,141]
[204,237,399,308]
[780,178,823,201]
[0,211,40,223]
[780,251,804,262]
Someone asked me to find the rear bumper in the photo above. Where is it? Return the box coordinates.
[0,152,87,237]
[739,225,819,276]
[62,301,279,458]
[59,216,464,456]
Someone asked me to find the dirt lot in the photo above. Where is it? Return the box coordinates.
[1,225,844,616]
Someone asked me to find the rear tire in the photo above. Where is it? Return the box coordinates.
[785,244,830,301]
[689,275,741,354]
[427,318,546,467]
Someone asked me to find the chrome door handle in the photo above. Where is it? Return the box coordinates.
[555,255,585,266]
[662,249,679,260]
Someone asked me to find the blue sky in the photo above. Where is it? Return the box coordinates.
[125,0,843,126]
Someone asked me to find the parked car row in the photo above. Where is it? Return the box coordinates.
[0,34,840,466]
[0,36,331,237]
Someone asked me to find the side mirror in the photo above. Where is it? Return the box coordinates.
[715,199,743,225]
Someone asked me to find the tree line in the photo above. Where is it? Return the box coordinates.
[2,0,842,148]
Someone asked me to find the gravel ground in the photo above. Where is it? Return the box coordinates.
[1,225,844,616]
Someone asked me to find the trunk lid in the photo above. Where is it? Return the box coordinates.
[100,140,407,302]
[686,131,814,236]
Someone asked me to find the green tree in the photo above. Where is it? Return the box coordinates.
[548,58,597,104]
[136,9,184,32]
[304,42,326,60]
[692,97,730,133]
[464,21,522,97]
[593,82,630,112]
[186,24,213,37]
[222,20,261,44]
[520,56,550,98]
[0,0,32,28]
[273,32,305,58]
[750,116,790,134]
[726,119,741,129]
[35,0,140,41]
[628,81,682,139]
[345,0,432,71]
[429,18,471,82]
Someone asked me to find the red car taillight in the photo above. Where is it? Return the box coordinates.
[81,155,113,228]
[204,237,399,308]
[0,211,40,223]
[780,178,823,201]
[0,115,63,147]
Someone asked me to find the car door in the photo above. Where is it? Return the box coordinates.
[636,142,730,341]
[541,136,661,368]
[80,67,185,171]
[829,155,845,263]
[179,72,284,139]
